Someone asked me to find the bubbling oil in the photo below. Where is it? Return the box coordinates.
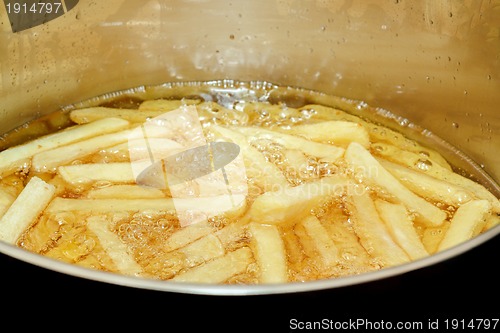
[1,80,499,284]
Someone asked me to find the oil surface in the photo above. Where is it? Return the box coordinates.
[0,80,498,284]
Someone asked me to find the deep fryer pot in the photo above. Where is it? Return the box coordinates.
[0,0,499,295]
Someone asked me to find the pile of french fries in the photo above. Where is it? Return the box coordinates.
[0,96,499,284]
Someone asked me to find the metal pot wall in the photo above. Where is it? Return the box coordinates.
[0,0,499,296]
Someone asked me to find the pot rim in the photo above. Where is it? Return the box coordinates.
[1,224,499,296]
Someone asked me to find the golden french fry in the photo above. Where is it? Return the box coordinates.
[165,222,214,252]
[0,117,130,177]
[345,142,447,226]
[214,217,250,248]
[151,233,226,279]
[87,185,166,199]
[374,143,500,212]
[86,215,143,276]
[210,125,289,192]
[0,177,55,244]
[248,222,288,283]
[437,200,492,252]
[301,104,452,170]
[127,138,183,160]
[70,107,167,124]
[0,187,16,219]
[349,188,411,266]
[47,194,246,223]
[247,176,349,225]
[46,197,176,213]
[177,234,225,262]
[378,158,474,207]
[281,120,370,148]
[241,101,303,125]
[139,99,201,111]
[58,163,135,184]
[321,215,375,272]
[171,247,253,283]
[236,126,345,160]
[99,137,183,162]
[32,129,134,172]
[371,142,446,172]
[298,215,339,267]
[374,200,429,260]
[430,169,500,213]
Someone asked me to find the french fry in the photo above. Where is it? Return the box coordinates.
[241,101,303,124]
[0,187,15,218]
[301,104,452,170]
[165,221,214,252]
[171,247,253,283]
[176,234,225,262]
[369,131,451,171]
[58,163,135,184]
[0,117,130,177]
[371,142,447,172]
[437,200,492,252]
[87,185,166,199]
[175,193,248,224]
[247,175,349,225]
[210,125,289,192]
[100,137,183,162]
[428,171,500,213]
[374,142,500,212]
[46,197,176,213]
[321,215,374,272]
[374,200,429,260]
[248,222,288,283]
[149,233,226,279]
[379,159,474,207]
[0,177,55,244]
[70,107,166,124]
[349,188,411,266]
[138,99,201,111]
[32,129,134,172]
[214,217,250,247]
[236,126,345,160]
[127,138,184,161]
[86,215,143,276]
[46,194,246,220]
[345,142,447,226]
[298,215,339,267]
[280,120,370,148]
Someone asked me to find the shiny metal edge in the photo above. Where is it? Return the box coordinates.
[1,224,499,296]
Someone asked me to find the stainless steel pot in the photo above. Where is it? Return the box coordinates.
[0,0,499,295]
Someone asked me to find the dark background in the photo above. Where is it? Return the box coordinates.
[2,235,499,331]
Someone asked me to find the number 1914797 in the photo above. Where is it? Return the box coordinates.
[444,319,499,330]
[6,2,63,14]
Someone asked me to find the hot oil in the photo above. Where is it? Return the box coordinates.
[3,80,500,284]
